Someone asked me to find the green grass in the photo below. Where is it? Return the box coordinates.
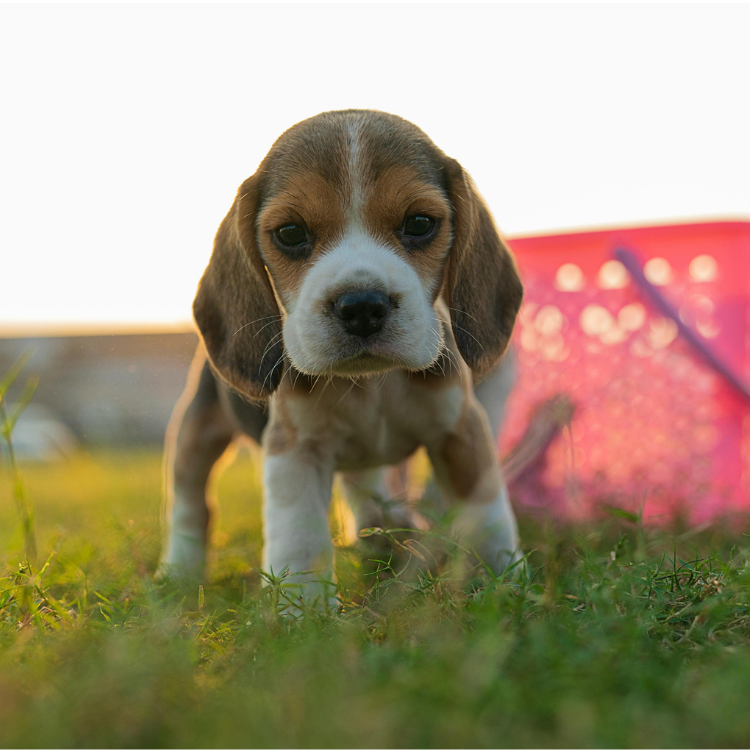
[1,449,750,748]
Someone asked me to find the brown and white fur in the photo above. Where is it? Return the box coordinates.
[158,110,524,604]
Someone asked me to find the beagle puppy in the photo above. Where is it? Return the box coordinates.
[159,110,523,603]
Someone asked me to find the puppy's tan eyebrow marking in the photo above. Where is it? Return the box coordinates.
[391,173,424,202]
[284,175,312,199]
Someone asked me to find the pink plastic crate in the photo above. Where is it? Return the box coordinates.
[502,221,750,523]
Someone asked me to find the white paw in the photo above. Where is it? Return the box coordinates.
[156,534,207,582]
[262,571,339,615]
[452,493,520,576]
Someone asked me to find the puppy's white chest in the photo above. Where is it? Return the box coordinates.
[268,372,463,472]
[333,410,418,470]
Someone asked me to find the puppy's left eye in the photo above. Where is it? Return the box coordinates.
[275,224,309,247]
[403,215,434,238]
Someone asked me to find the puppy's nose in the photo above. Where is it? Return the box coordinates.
[334,290,390,338]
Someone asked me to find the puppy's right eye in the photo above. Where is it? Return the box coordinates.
[275,224,308,247]
[403,215,434,238]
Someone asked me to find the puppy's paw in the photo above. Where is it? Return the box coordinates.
[451,497,521,579]
[155,535,207,583]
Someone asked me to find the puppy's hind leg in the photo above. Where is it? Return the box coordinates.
[473,348,517,444]
[341,468,391,535]
[342,467,422,535]
[157,352,235,581]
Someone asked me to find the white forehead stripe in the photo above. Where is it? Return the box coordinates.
[347,120,364,221]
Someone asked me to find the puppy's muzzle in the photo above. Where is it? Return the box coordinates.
[333,290,390,339]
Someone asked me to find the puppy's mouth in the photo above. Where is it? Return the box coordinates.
[282,296,445,378]
[327,349,402,376]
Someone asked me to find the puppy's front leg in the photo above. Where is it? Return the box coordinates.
[427,394,520,576]
[158,357,234,581]
[263,449,336,608]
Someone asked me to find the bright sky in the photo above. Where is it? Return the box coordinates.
[1,3,748,330]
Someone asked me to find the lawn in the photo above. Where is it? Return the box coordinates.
[1,448,750,748]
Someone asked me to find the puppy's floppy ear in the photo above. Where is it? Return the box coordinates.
[193,175,284,400]
[442,158,523,380]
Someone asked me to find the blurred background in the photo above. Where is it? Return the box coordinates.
[1,4,748,518]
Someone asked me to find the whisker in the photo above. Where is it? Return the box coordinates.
[314,374,333,409]
[435,354,446,379]
[451,322,485,353]
[258,331,285,370]
[233,314,282,338]
[446,307,480,324]
[262,354,285,392]
[439,341,464,383]
[346,376,365,390]
[252,318,283,339]
[333,381,356,408]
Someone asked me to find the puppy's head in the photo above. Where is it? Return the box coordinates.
[194,110,522,399]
